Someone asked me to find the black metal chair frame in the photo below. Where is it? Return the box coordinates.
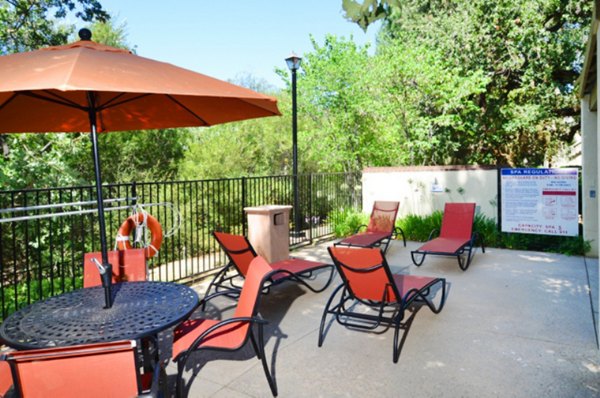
[411,229,486,271]
[205,233,335,301]
[174,285,277,397]
[319,248,446,363]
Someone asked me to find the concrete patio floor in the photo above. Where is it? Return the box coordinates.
[166,240,600,398]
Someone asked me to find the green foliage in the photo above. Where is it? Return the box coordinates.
[397,211,443,241]
[85,16,128,49]
[498,231,590,255]
[370,40,489,165]
[473,213,501,247]
[290,0,588,170]
[0,133,89,188]
[289,35,387,173]
[2,1,591,184]
[95,129,191,183]
[0,15,192,189]
[330,208,368,237]
[2,275,82,321]
[338,0,591,167]
[179,116,290,179]
[0,0,109,54]
[342,0,399,31]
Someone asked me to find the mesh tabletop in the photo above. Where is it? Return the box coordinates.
[0,281,199,350]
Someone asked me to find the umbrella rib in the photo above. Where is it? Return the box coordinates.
[236,97,280,115]
[0,93,18,112]
[21,90,87,111]
[166,95,209,125]
[99,93,149,110]
[99,92,128,108]
[18,91,154,113]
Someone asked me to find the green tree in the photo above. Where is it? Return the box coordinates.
[342,0,399,31]
[86,13,127,49]
[179,104,289,179]
[0,0,110,190]
[0,13,191,189]
[343,0,592,166]
[0,133,89,189]
[0,0,109,54]
[372,39,488,165]
[71,128,190,184]
[281,33,487,170]
[284,35,381,173]
[179,73,289,180]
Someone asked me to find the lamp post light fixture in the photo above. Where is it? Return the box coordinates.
[285,52,304,237]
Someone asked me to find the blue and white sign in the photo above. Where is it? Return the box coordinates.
[500,168,579,236]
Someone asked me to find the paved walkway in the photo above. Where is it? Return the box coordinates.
[167,240,600,397]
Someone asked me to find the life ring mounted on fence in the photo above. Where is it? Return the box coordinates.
[116,212,163,259]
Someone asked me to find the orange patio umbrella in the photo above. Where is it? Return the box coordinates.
[0,29,280,308]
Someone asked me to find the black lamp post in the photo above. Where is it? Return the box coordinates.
[285,53,303,237]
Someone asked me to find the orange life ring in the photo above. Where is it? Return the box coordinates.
[116,213,163,259]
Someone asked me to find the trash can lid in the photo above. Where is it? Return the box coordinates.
[244,205,293,214]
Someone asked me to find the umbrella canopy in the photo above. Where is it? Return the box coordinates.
[0,29,280,308]
[0,35,279,133]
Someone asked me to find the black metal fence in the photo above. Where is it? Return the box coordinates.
[0,172,361,319]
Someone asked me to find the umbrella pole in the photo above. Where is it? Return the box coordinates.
[87,92,113,309]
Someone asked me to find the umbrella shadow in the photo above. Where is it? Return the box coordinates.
[169,283,307,397]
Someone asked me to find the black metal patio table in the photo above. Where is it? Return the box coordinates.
[0,281,199,350]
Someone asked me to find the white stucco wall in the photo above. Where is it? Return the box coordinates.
[581,95,599,257]
[577,1,600,349]
[362,166,498,220]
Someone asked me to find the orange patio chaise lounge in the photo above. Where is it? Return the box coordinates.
[206,231,335,300]
[410,202,485,271]
[334,200,406,254]
[319,246,446,363]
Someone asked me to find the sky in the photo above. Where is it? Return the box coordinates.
[93,0,380,89]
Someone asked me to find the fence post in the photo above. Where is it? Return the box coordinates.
[131,181,137,209]
[308,174,313,244]
[242,177,247,236]
[496,165,501,233]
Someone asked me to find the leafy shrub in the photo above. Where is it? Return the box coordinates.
[1,277,83,322]
[398,211,443,241]
[473,213,502,247]
[329,208,368,238]
[498,231,590,255]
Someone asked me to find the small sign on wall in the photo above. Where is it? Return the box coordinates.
[500,168,579,236]
[431,182,444,193]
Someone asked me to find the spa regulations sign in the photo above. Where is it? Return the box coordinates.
[500,168,579,236]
